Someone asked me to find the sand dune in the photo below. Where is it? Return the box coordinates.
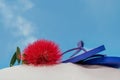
[0,63,120,80]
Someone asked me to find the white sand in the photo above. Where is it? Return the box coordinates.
[0,63,120,80]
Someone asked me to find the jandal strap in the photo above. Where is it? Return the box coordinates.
[62,45,105,63]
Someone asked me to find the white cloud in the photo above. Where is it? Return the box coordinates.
[0,0,37,46]
[14,16,34,36]
[18,0,34,10]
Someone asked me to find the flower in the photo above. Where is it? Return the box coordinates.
[22,39,62,66]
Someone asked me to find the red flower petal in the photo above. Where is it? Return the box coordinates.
[23,39,62,66]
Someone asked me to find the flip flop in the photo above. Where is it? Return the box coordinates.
[81,57,120,68]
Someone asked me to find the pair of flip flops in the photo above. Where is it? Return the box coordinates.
[62,41,120,68]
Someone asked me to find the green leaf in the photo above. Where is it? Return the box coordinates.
[10,52,17,67]
[16,47,21,64]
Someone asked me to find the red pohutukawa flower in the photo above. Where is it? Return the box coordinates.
[22,39,62,66]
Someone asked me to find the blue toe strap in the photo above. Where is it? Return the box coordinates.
[62,45,105,63]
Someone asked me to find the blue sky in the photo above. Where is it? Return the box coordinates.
[0,0,120,69]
